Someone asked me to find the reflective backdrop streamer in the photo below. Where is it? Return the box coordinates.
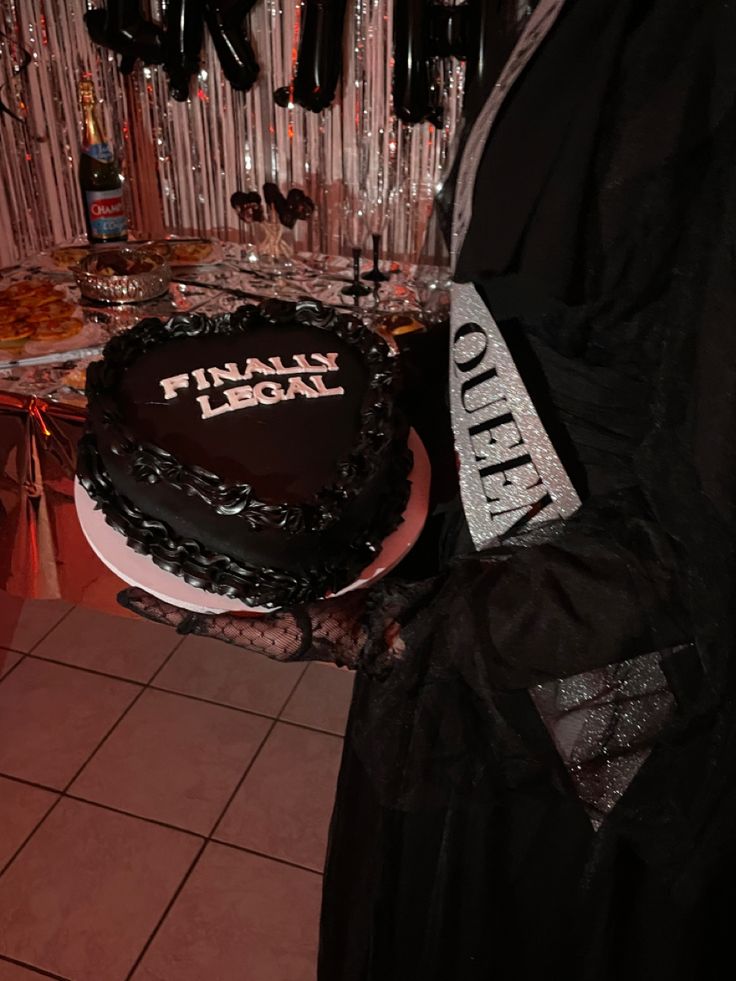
[0,0,466,268]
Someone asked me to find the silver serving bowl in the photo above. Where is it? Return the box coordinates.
[75,246,171,304]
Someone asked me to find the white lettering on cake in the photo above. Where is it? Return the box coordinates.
[309,375,345,398]
[196,376,345,419]
[160,374,191,399]
[208,363,244,387]
[159,352,346,418]
[312,352,340,371]
[283,376,320,400]
[192,368,210,390]
[267,356,300,375]
[242,358,274,379]
[253,381,284,404]
[225,385,256,409]
[197,394,232,419]
[292,354,318,372]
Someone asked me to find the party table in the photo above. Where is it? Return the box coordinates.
[0,241,442,612]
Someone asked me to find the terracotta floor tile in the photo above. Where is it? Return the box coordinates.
[33,606,180,682]
[0,798,200,981]
[281,662,355,735]
[215,722,342,872]
[0,595,72,654]
[0,659,140,788]
[0,778,58,871]
[0,649,22,680]
[0,960,61,980]
[153,633,306,716]
[132,842,321,981]
[71,689,271,834]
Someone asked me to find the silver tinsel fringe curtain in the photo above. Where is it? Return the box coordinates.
[0,0,469,268]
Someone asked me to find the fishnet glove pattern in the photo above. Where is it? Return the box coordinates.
[118,586,407,676]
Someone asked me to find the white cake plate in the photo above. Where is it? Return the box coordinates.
[74,428,430,615]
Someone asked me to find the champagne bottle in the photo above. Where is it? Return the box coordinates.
[78,76,128,243]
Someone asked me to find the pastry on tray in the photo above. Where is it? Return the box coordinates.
[0,279,82,349]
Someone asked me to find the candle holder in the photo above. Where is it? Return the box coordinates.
[341,247,371,297]
[362,233,389,282]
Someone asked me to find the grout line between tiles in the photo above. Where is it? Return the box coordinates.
[0,772,59,794]
[273,716,347,741]
[142,633,188,688]
[145,633,205,688]
[0,602,75,658]
[204,659,312,837]
[123,838,208,981]
[0,773,325,878]
[0,670,159,879]
[0,952,70,980]
[22,650,337,734]
[144,681,287,721]
[26,604,76,655]
[0,653,26,685]
[0,625,337,972]
[0,794,64,880]
[147,673,309,722]
[58,793,205,840]
[120,666,310,979]
[25,641,183,688]
[208,840,325,877]
[22,651,347,737]
[60,683,149,795]
[273,662,310,715]
[206,717,281,840]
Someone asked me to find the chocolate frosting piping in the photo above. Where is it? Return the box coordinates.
[78,298,413,607]
[85,299,401,533]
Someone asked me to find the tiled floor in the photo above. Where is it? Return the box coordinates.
[0,594,354,981]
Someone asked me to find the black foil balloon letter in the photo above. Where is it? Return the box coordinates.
[204,0,260,92]
[461,0,516,118]
[287,0,349,112]
[84,0,164,74]
[393,0,434,125]
[164,0,205,102]
[391,0,498,126]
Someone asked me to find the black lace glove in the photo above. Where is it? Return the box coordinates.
[117,584,424,677]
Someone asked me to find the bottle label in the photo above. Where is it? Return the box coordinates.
[85,188,128,239]
[83,142,114,163]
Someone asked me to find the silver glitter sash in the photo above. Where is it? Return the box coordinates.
[450,283,580,549]
[449,0,576,550]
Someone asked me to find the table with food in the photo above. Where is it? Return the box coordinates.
[0,237,448,615]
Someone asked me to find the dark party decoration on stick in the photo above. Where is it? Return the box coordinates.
[230,190,264,223]
[231,185,315,227]
[232,185,315,269]
[274,0,349,112]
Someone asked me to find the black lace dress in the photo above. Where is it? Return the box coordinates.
[318,2,736,978]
